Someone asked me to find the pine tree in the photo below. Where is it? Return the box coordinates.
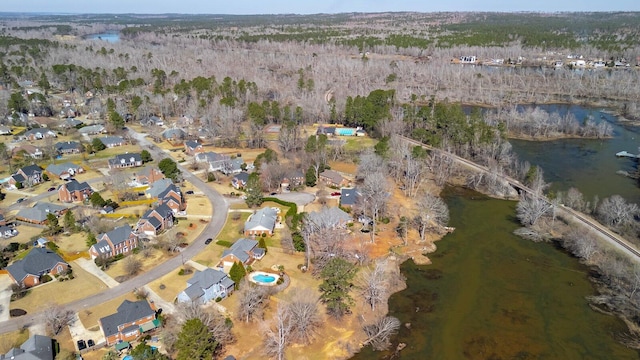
[86,232,97,247]
[258,237,268,254]
[175,318,218,360]
[229,261,247,289]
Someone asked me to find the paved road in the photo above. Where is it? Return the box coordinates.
[0,129,229,334]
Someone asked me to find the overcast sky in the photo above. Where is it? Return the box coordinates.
[3,0,639,14]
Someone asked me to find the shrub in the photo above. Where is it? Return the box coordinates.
[216,240,232,248]
[178,269,185,276]
[18,243,29,251]
[381,217,390,224]
[261,233,267,238]
[215,297,222,302]
[41,275,52,283]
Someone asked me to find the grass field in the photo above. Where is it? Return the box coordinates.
[10,265,108,314]
[0,329,30,354]
[148,268,191,303]
[54,232,89,254]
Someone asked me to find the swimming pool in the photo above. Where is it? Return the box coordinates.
[249,271,280,286]
[335,128,356,136]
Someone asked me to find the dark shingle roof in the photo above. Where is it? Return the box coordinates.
[54,141,81,152]
[182,268,232,301]
[63,179,91,192]
[222,239,258,263]
[244,207,278,233]
[20,164,43,177]
[99,300,155,337]
[1,334,55,360]
[340,188,359,206]
[6,248,67,283]
[45,162,82,176]
[233,172,250,183]
[101,224,133,246]
[99,136,124,146]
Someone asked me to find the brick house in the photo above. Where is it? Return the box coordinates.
[135,204,174,236]
[58,179,93,203]
[89,224,138,259]
[108,153,143,169]
[11,144,43,159]
[243,207,278,237]
[15,202,67,225]
[157,184,186,214]
[99,136,125,148]
[319,170,350,188]
[133,166,165,186]
[22,128,57,141]
[184,140,204,155]
[6,247,70,288]
[99,300,159,346]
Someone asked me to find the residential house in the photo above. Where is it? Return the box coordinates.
[220,157,246,175]
[195,151,231,172]
[184,140,204,155]
[244,207,278,237]
[232,172,250,189]
[89,224,138,259]
[54,141,83,155]
[22,128,57,141]
[306,207,352,230]
[340,188,360,208]
[0,334,55,360]
[8,164,43,188]
[0,225,18,238]
[108,153,143,169]
[319,170,350,188]
[16,202,68,225]
[45,162,84,180]
[58,179,93,203]
[161,128,187,141]
[99,136,125,148]
[31,117,57,129]
[136,204,174,236]
[60,106,77,118]
[11,144,43,159]
[61,117,83,129]
[316,126,336,136]
[177,268,235,304]
[78,124,106,135]
[0,125,11,135]
[217,238,265,272]
[145,178,174,199]
[6,247,69,288]
[281,169,304,191]
[140,115,163,127]
[132,166,165,186]
[157,184,186,214]
[176,115,194,127]
[99,300,159,346]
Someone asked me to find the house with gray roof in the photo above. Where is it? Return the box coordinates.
[108,153,142,169]
[161,127,187,141]
[232,172,250,189]
[195,151,231,172]
[244,207,279,237]
[22,128,57,141]
[140,115,163,127]
[184,140,204,155]
[99,300,158,346]
[89,224,138,259]
[221,157,246,175]
[319,169,349,188]
[99,136,124,148]
[78,124,105,135]
[6,247,69,288]
[45,162,84,180]
[61,117,84,128]
[135,204,174,236]
[8,164,43,188]
[0,125,12,135]
[58,179,93,203]
[217,238,264,271]
[340,188,360,208]
[145,178,174,199]
[0,334,55,360]
[16,202,68,225]
[306,206,353,230]
[177,268,235,304]
[54,141,83,154]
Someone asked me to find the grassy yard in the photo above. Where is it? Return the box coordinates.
[78,292,138,329]
[0,329,30,354]
[343,136,377,152]
[10,265,108,314]
[185,194,213,217]
[148,267,192,303]
[5,225,43,245]
[53,232,89,255]
[218,211,250,242]
[104,247,171,280]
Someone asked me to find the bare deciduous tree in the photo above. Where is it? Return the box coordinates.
[516,193,553,226]
[45,306,75,335]
[362,316,401,351]
[124,256,143,276]
[429,152,456,187]
[596,195,639,232]
[287,288,321,345]
[175,301,235,346]
[415,193,450,242]
[359,172,390,243]
[358,260,388,311]
[262,303,293,360]
[237,280,269,323]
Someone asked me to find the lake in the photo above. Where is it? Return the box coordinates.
[86,33,120,43]
[352,187,639,359]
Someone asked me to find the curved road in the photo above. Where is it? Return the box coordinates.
[400,135,640,261]
[0,129,229,334]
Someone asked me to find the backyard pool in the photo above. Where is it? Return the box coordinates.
[249,271,280,286]
[335,128,356,136]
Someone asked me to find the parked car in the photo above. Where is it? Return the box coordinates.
[77,340,87,351]
[87,339,95,347]
[16,198,25,203]
[47,187,56,192]
[205,238,213,245]
[331,192,341,196]
[185,190,194,195]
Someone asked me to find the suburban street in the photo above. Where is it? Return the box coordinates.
[0,128,230,334]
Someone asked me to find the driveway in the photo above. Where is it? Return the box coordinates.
[0,274,13,323]
[74,258,120,288]
[68,312,105,349]
[272,192,315,208]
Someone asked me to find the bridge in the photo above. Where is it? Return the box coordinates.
[399,135,640,260]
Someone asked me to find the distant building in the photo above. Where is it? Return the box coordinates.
[108,153,143,169]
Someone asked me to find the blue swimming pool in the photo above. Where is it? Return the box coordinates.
[252,273,276,283]
[335,128,356,136]
[123,356,133,360]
